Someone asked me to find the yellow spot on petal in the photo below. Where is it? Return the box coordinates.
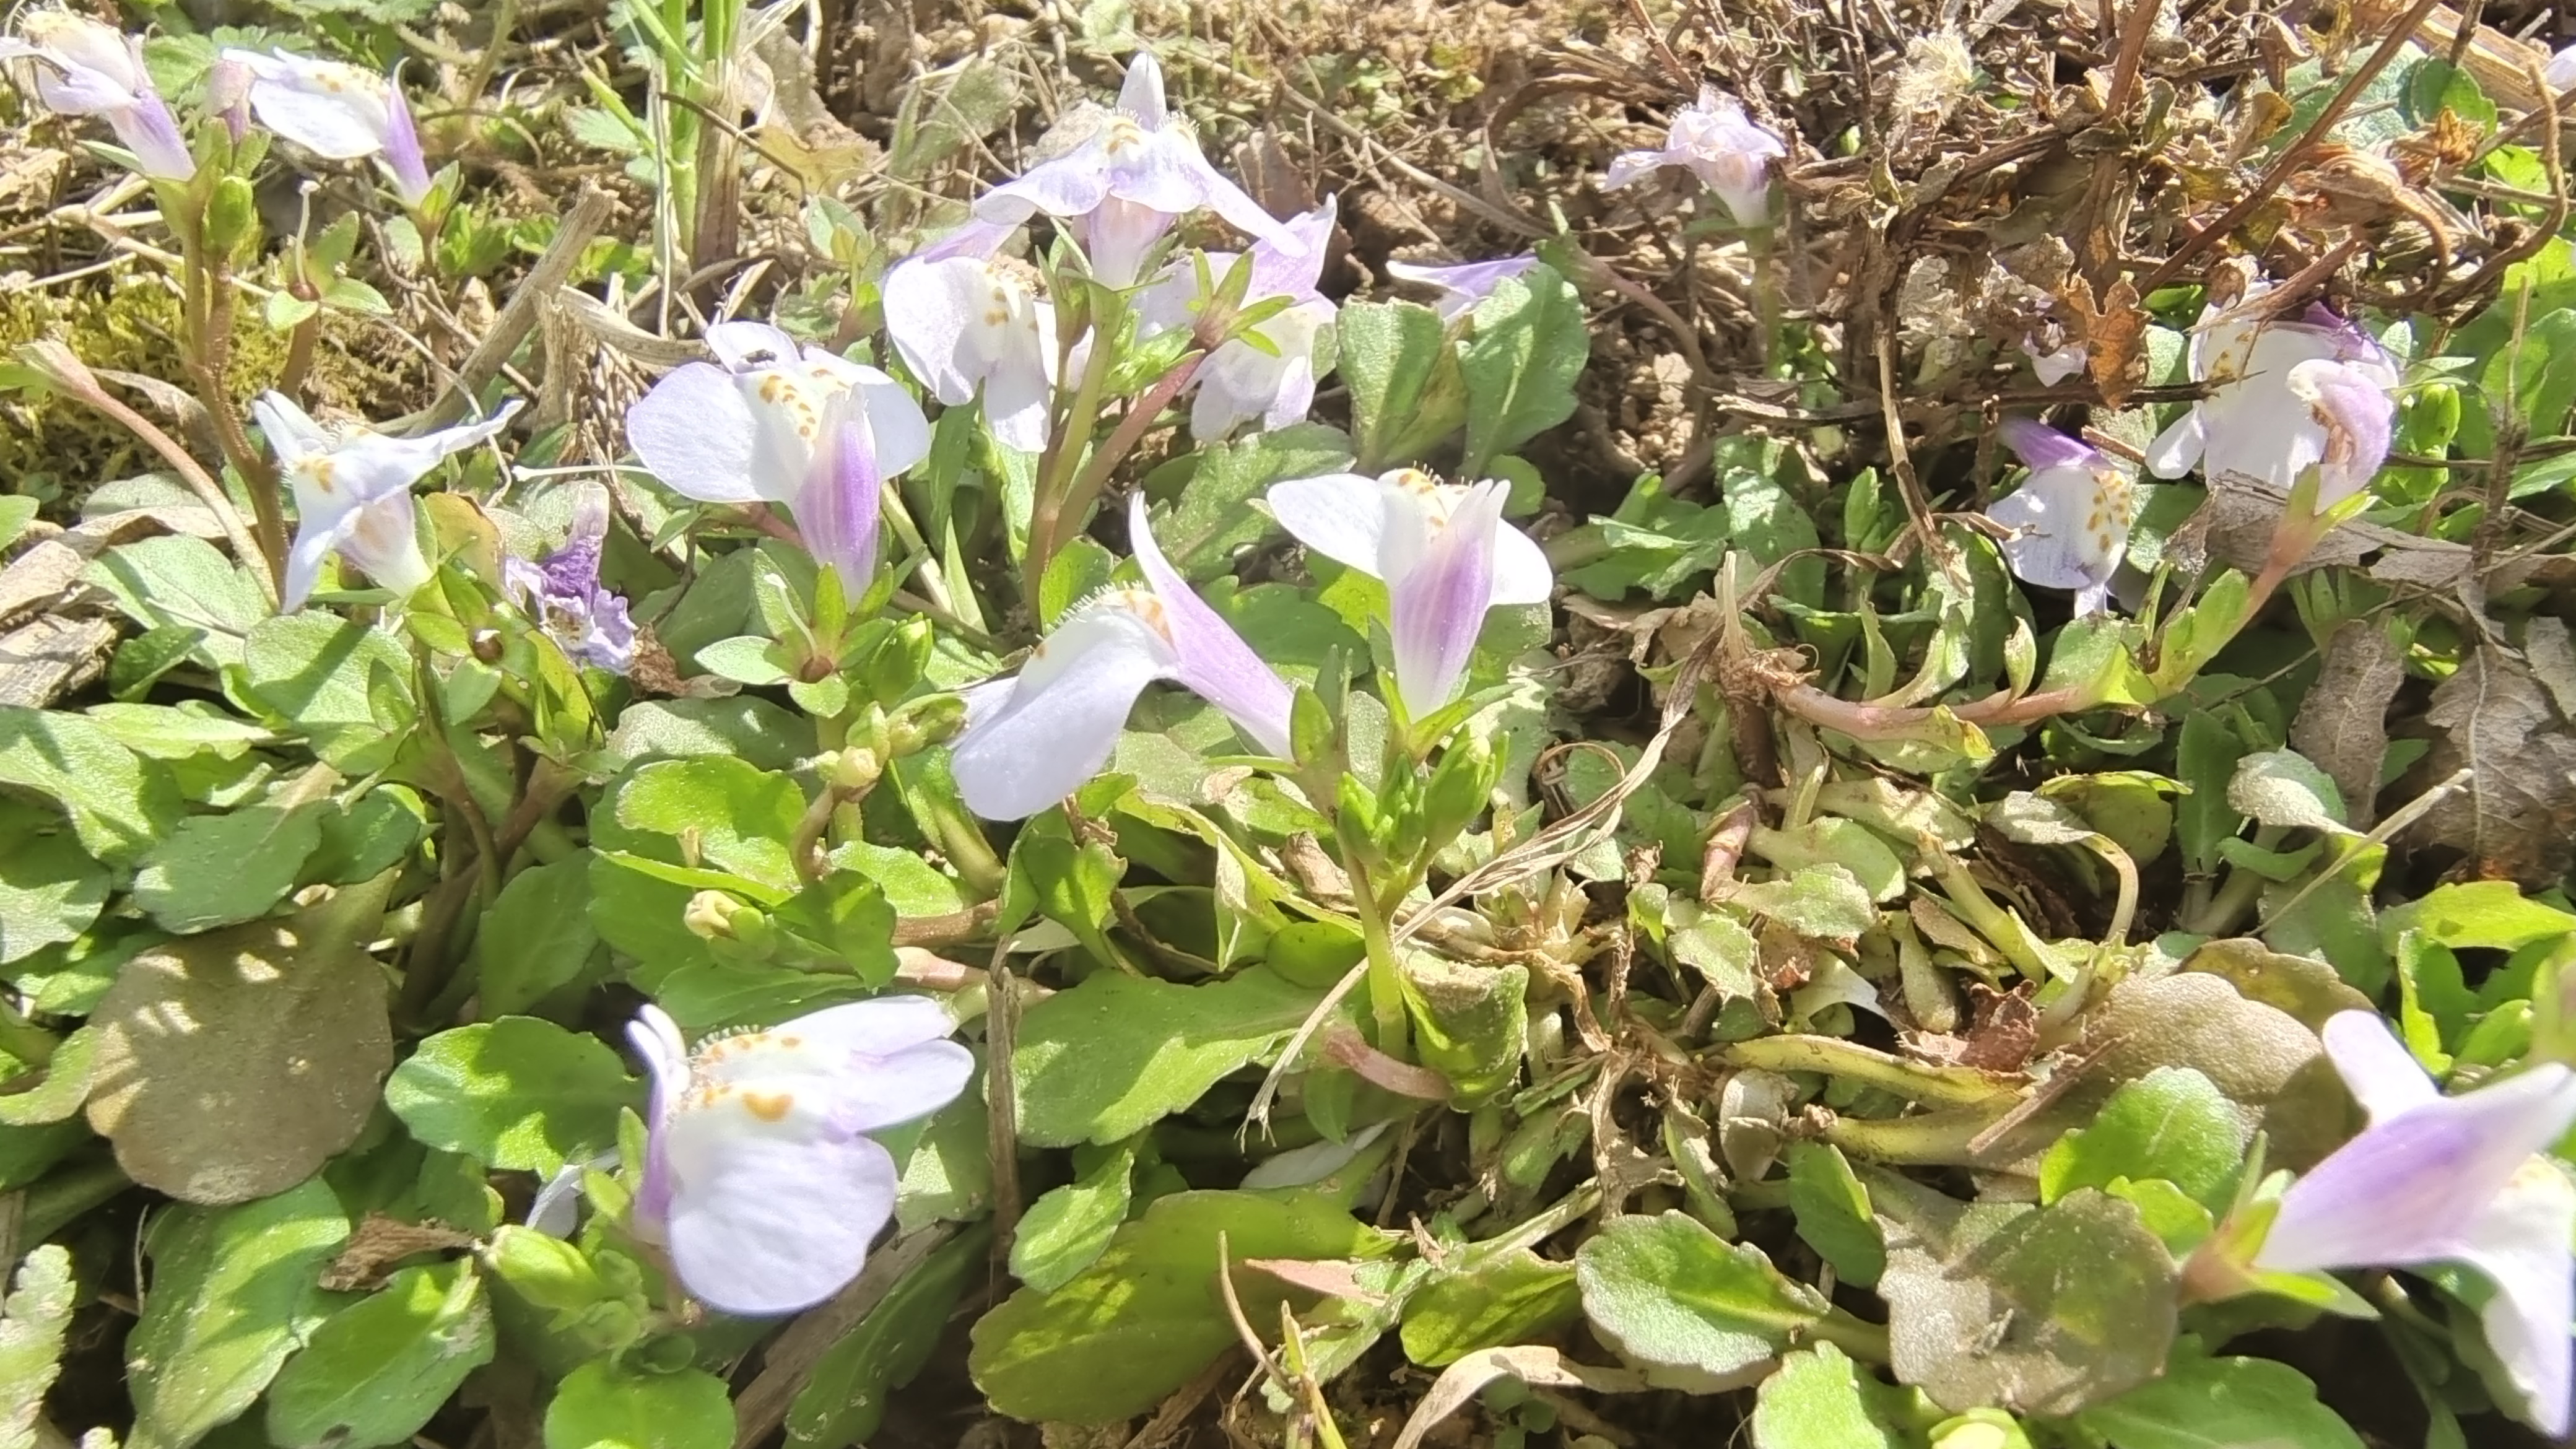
[742,1090,793,1122]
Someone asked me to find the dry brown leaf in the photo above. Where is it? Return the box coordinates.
[2404,645,2576,887]
[2066,277,2147,407]
[2289,619,2405,828]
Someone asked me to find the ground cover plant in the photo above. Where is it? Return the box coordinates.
[3,0,2576,1445]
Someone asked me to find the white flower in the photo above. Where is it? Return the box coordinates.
[882,225,1058,453]
[253,391,521,611]
[628,998,973,1316]
[222,48,432,204]
[2144,279,2399,503]
[2022,335,2087,386]
[1,11,192,181]
[950,494,1294,820]
[625,319,930,510]
[972,53,1303,287]
[1601,86,1786,227]
[1383,255,1538,323]
[1266,469,1554,712]
[2548,43,2576,95]
[1983,417,2133,616]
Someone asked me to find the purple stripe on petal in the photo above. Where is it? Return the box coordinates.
[1997,416,2100,474]
[382,72,431,204]
[796,393,883,588]
[1128,492,1294,755]
[1389,480,1503,713]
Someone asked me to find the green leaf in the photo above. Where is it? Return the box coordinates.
[127,1177,351,1449]
[606,697,808,773]
[1157,424,1355,581]
[0,809,108,967]
[1011,1142,1136,1293]
[1398,1248,1580,1367]
[2225,751,2352,836]
[1011,967,1323,1147]
[1459,263,1588,474]
[87,879,394,1205]
[2038,1066,2248,1212]
[1874,1181,2176,1416]
[786,1228,986,1449]
[541,1360,734,1449]
[1751,1344,1904,1449]
[241,615,414,775]
[473,855,603,1016]
[385,1018,637,1173]
[2175,712,2247,877]
[612,757,804,892]
[2480,307,2576,441]
[2380,881,2576,955]
[1339,298,1463,468]
[0,1246,75,1449]
[1575,1212,1831,1390]
[0,706,180,865]
[968,1190,1397,1424]
[1403,959,1527,1106]
[131,803,326,933]
[1727,865,1876,940]
[2073,1345,2364,1449]
[88,535,269,671]
[1785,1142,1885,1288]
[0,500,34,554]
[267,1263,496,1449]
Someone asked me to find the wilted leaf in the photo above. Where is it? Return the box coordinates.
[0,1247,74,1449]
[2226,751,2352,836]
[1873,1177,2175,1416]
[87,878,395,1204]
[2079,972,2349,1169]
[2289,620,2403,829]
[2406,645,2576,886]
[2177,938,2373,1031]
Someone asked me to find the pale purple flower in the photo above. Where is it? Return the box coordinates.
[2254,1011,2576,1437]
[1135,200,1338,440]
[2285,357,2395,510]
[1601,86,1786,228]
[627,998,973,1316]
[950,493,1294,820]
[1384,255,1538,323]
[882,225,1058,452]
[972,53,1303,287]
[205,55,251,142]
[254,391,522,612]
[2144,279,2399,502]
[2548,44,2576,95]
[507,485,635,673]
[1983,417,2133,616]
[223,48,432,204]
[1,11,193,181]
[1267,469,1554,713]
[624,321,929,576]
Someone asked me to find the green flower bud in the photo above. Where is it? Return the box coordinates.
[205,175,260,256]
[819,746,882,794]
[1290,684,1337,769]
[886,692,968,754]
[1419,733,1499,850]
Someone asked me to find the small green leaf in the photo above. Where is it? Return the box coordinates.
[1403,959,1526,1106]
[131,803,326,933]
[473,855,603,1017]
[1575,1212,1830,1390]
[1011,966,1323,1147]
[241,616,414,775]
[0,1246,75,1449]
[1339,298,1463,468]
[385,1019,637,1173]
[1398,1249,1580,1367]
[268,1263,497,1449]
[127,1177,351,1449]
[612,757,804,892]
[1459,263,1588,475]
[2039,1066,2248,1212]
[2225,751,2352,836]
[787,1228,986,1449]
[542,1360,734,1449]
[1751,1343,1904,1449]
[0,809,108,967]
[0,706,181,865]
[1011,1142,1136,1293]
[968,1190,1397,1424]
[1157,424,1355,581]
[2380,880,2576,955]
[1786,1142,1885,1287]
[1727,865,1876,940]
[2073,1343,2364,1449]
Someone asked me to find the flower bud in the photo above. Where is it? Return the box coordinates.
[819,746,882,794]
[886,692,967,754]
[206,174,261,255]
[1419,733,1499,849]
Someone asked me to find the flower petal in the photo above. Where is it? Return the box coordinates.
[280,511,352,613]
[1268,472,1390,578]
[627,361,765,503]
[251,391,331,465]
[1129,492,1293,755]
[2256,1063,2576,1275]
[2286,357,2395,509]
[2143,411,2206,480]
[1983,462,2125,593]
[660,1106,900,1315]
[950,603,1177,819]
[1997,417,2099,475]
[1489,521,1554,606]
[337,491,432,598]
[1118,51,1167,124]
[705,321,801,372]
[2318,1010,2439,1123]
[845,364,931,479]
[2450,1160,2576,1437]
[884,256,994,407]
[1383,255,1538,322]
[975,147,1116,226]
[983,344,1055,453]
[237,50,393,159]
[1390,479,1503,713]
[320,402,521,502]
[794,390,882,586]
[627,1004,690,1232]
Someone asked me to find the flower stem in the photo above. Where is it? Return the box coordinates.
[1719,1035,2018,1108]
[1339,840,1412,1059]
[1024,292,1127,611]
